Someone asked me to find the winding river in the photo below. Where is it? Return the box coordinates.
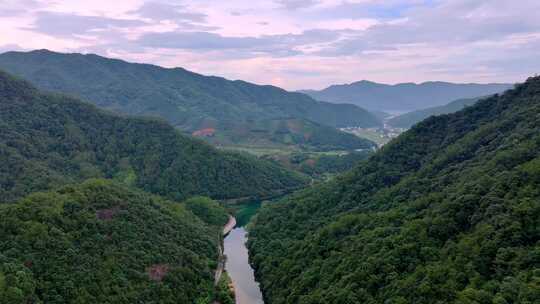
[224,227,264,304]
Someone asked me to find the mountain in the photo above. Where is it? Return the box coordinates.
[0,179,228,303]
[0,70,307,203]
[301,80,513,112]
[248,76,540,303]
[388,96,483,128]
[0,50,381,150]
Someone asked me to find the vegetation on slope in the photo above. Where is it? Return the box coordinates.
[0,179,228,304]
[249,77,540,304]
[0,70,307,203]
[264,151,373,180]
[388,97,483,128]
[0,50,381,149]
[208,118,376,152]
[184,196,229,227]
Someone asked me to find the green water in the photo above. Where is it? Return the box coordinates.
[231,201,262,227]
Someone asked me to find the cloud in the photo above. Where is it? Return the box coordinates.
[129,2,207,23]
[138,31,266,50]
[26,11,147,37]
[312,0,540,56]
[276,0,320,10]
[361,0,540,45]
[136,29,341,57]
[0,0,45,16]
[0,9,24,17]
[0,0,41,7]
[305,0,431,20]
[1,0,538,89]
[0,44,26,53]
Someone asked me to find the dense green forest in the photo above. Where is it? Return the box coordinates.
[264,151,373,180]
[249,77,540,303]
[0,50,381,149]
[0,70,308,203]
[206,118,376,152]
[388,97,483,128]
[0,179,229,304]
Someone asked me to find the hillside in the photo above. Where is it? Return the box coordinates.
[0,70,307,203]
[263,151,373,180]
[206,118,376,152]
[301,80,512,112]
[249,76,540,304]
[0,50,381,149]
[0,179,227,304]
[387,97,483,128]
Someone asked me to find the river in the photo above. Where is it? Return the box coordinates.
[223,227,264,304]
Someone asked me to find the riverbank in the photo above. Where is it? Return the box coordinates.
[223,216,237,236]
[214,216,238,304]
[216,216,237,285]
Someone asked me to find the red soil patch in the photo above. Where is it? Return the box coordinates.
[286,119,303,133]
[304,159,316,167]
[96,207,120,221]
[192,128,216,137]
[24,260,33,268]
[147,264,170,282]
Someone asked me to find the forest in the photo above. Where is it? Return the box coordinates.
[0,69,312,303]
[0,70,308,203]
[0,1,537,303]
[0,179,230,304]
[264,151,373,180]
[0,50,380,150]
[388,97,483,128]
[248,77,540,304]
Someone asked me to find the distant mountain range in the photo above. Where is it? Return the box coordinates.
[300,80,513,112]
[387,96,483,128]
[0,50,380,150]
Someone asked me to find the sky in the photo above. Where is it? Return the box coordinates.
[0,0,539,90]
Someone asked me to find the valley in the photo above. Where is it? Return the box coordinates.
[0,2,538,301]
[0,50,380,154]
[1,60,537,304]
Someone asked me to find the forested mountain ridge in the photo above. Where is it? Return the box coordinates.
[0,179,228,304]
[249,76,540,303]
[0,70,307,203]
[0,50,381,149]
[387,96,483,128]
[301,80,512,112]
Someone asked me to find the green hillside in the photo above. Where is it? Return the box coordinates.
[388,97,484,128]
[248,77,540,304]
[0,50,381,149]
[207,118,376,152]
[0,70,307,203]
[264,151,373,180]
[0,179,227,304]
